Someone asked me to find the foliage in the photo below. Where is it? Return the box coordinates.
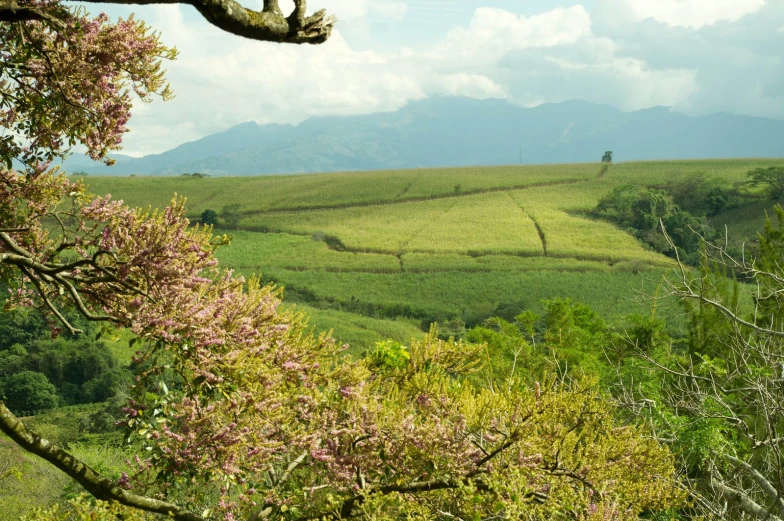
[0,310,130,408]
[0,166,685,520]
[6,3,770,518]
[467,299,618,385]
[0,371,59,414]
[23,495,157,521]
[653,174,730,217]
[594,184,718,263]
[267,267,679,334]
[623,205,784,519]
[601,150,613,163]
[0,5,176,169]
[596,185,674,231]
[745,166,784,201]
[200,209,219,226]
[220,203,243,228]
[755,205,784,329]
[80,159,783,348]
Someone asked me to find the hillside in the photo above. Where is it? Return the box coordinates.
[84,158,784,349]
[67,97,784,176]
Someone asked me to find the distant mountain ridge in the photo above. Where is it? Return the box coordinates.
[64,97,784,176]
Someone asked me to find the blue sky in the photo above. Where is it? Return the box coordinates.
[84,0,783,156]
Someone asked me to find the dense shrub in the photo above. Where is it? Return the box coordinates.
[0,371,59,414]
[200,208,218,225]
[595,184,717,263]
[0,310,130,409]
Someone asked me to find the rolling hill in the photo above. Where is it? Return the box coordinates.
[83,158,784,350]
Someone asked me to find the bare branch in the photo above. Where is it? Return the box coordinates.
[727,455,784,518]
[658,224,784,338]
[698,474,783,521]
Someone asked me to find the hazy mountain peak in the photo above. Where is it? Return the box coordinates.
[64,97,784,176]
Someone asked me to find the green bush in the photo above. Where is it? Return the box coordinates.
[0,371,59,414]
[200,208,218,225]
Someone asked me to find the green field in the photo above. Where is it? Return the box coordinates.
[84,159,784,349]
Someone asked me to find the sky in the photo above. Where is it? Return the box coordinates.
[85,0,784,157]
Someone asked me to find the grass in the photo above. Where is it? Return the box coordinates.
[606,159,784,186]
[82,159,784,349]
[293,305,424,357]
[84,163,598,219]
[401,253,616,273]
[709,200,781,251]
[244,197,459,252]
[266,267,683,330]
[216,231,401,273]
[403,192,544,254]
[0,404,129,520]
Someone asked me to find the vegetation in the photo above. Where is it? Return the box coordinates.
[81,158,783,348]
[745,166,784,201]
[0,170,687,520]
[0,310,131,414]
[200,209,219,226]
[0,4,691,521]
[220,203,244,228]
[615,206,784,519]
[2,0,784,519]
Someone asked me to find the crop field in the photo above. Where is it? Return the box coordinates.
[84,159,784,349]
[85,163,598,216]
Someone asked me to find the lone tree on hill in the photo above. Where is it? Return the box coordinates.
[601,150,613,163]
[0,2,684,520]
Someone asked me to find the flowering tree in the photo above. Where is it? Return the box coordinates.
[1,1,684,520]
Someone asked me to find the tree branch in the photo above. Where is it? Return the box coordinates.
[75,0,335,44]
[698,475,783,521]
[19,265,83,335]
[0,0,69,24]
[335,477,494,520]
[0,401,205,521]
[727,455,784,518]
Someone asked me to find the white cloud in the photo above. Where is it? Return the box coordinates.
[122,12,425,155]
[278,0,368,21]
[429,73,507,99]
[615,0,764,28]
[495,34,699,112]
[429,6,592,68]
[109,1,782,157]
[373,1,407,20]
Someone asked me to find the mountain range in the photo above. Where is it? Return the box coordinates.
[62,97,784,176]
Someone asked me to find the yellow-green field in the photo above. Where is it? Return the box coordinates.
[84,159,784,348]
